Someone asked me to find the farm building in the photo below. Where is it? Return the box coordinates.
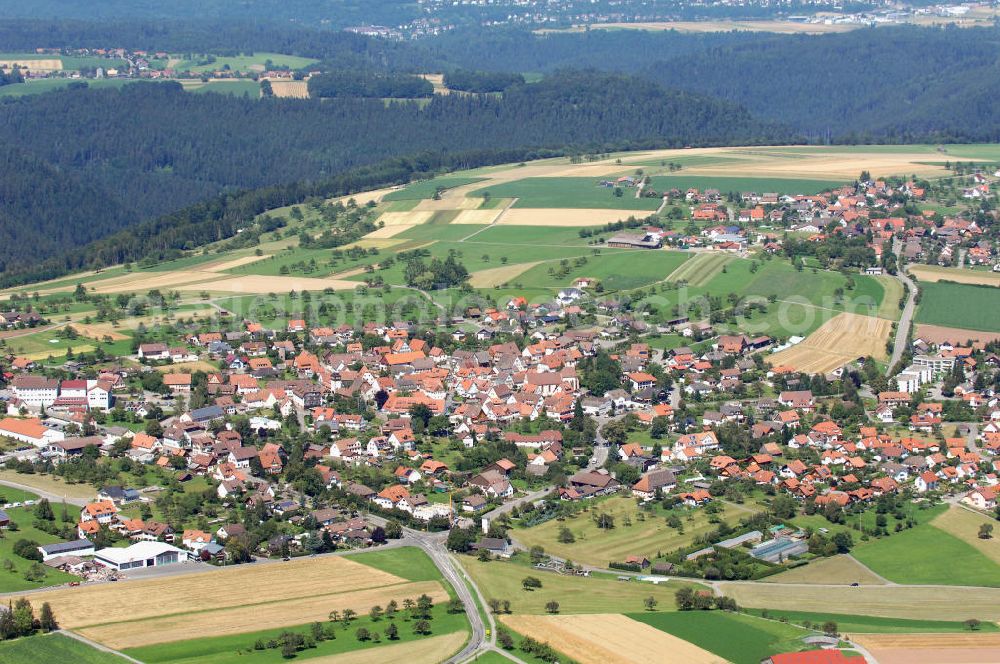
[95,541,186,571]
[607,232,662,249]
[38,539,95,562]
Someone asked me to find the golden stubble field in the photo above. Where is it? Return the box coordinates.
[853,633,1000,664]
[17,556,448,649]
[770,312,892,374]
[501,614,725,664]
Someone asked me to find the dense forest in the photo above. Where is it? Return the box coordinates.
[307,71,433,98]
[0,73,785,285]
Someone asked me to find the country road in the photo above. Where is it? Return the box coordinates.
[886,238,917,376]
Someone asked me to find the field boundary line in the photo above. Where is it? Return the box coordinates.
[60,630,143,664]
[459,197,518,242]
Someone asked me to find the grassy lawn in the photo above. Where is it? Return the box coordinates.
[915,281,1000,332]
[0,633,129,664]
[514,495,753,567]
[743,609,1000,634]
[459,555,703,615]
[126,603,468,664]
[470,177,662,210]
[630,610,811,664]
[851,519,1000,586]
[0,503,77,592]
[348,546,443,582]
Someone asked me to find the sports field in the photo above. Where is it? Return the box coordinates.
[915,281,1000,332]
[501,613,725,664]
[769,312,892,373]
[513,495,750,567]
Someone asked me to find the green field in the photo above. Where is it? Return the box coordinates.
[126,603,469,664]
[915,281,1000,332]
[0,78,147,97]
[347,546,443,582]
[460,555,702,615]
[743,609,1000,634]
[650,175,844,195]
[0,633,128,664]
[513,495,755,567]
[851,518,1000,586]
[513,249,690,292]
[382,177,486,201]
[470,177,662,210]
[665,252,734,287]
[0,499,78,592]
[175,52,318,73]
[631,610,810,664]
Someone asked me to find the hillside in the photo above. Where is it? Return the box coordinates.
[0,72,786,285]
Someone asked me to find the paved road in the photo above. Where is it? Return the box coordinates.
[886,238,917,376]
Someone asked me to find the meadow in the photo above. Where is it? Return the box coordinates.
[470,177,662,210]
[459,555,702,615]
[0,500,78,592]
[175,52,318,73]
[630,610,811,664]
[915,281,1000,332]
[0,633,129,664]
[742,609,1000,634]
[513,495,753,567]
[649,175,844,195]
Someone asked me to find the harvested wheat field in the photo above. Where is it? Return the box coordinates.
[379,210,436,226]
[763,554,887,586]
[769,313,891,374]
[21,555,403,629]
[914,324,1000,348]
[469,262,542,288]
[329,186,400,208]
[450,209,503,225]
[499,208,641,226]
[717,582,1000,621]
[201,254,272,272]
[71,322,130,342]
[413,196,483,211]
[305,631,467,664]
[155,360,219,373]
[908,265,1000,286]
[80,580,448,649]
[853,633,1000,664]
[175,274,361,293]
[364,224,418,239]
[268,80,309,98]
[0,58,62,71]
[501,614,725,664]
[87,270,220,294]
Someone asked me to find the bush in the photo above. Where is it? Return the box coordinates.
[12,539,42,562]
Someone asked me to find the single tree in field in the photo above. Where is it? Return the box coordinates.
[966,619,982,631]
[822,621,839,636]
[355,627,370,641]
[39,602,57,632]
[545,600,560,614]
[644,596,658,611]
[386,622,399,640]
[978,523,993,540]
[521,576,542,591]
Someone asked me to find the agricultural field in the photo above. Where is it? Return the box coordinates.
[666,252,734,287]
[762,554,887,586]
[915,281,1000,332]
[513,495,752,567]
[174,52,318,73]
[0,470,96,502]
[914,324,1000,347]
[459,556,701,615]
[630,610,812,664]
[851,633,1000,664]
[717,582,1000,621]
[743,609,1000,634]
[908,264,1000,287]
[469,177,662,211]
[649,175,844,195]
[0,633,129,664]
[18,552,452,650]
[929,506,1000,565]
[500,613,725,664]
[768,312,892,373]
